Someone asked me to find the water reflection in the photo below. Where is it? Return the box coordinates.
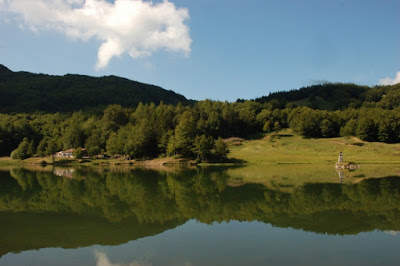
[0,166,400,258]
[337,170,344,183]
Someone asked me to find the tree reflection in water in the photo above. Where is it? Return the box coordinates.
[0,167,399,256]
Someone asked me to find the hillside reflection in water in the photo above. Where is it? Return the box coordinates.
[0,166,400,265]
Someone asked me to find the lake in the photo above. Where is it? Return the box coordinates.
[0,165,400,265]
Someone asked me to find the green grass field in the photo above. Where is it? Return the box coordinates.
[225,129,400,188]
[229,129,400,165]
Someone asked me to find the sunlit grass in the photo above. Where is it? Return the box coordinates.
[226,129,400,189]
[229,129,400,165]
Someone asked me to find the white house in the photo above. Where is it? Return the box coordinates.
[55,149,75,158]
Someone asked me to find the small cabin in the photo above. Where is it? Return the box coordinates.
[55,148,88,159]
[55,149,75,158]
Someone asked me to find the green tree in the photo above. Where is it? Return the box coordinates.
[27,140,36,156]
[63,124,85,149]
[192,135,215,161]
[10,138,31,159]
[88,146,101,157]
[356,116,377,141]
[289,107,322,138]
[86,132,103,156]
[37,137,53,157]
[102,104,129,131]
[237,101,261,132]
[340,119,357,137]
[174,111,197,157]
[214,137,229,160]
[73,147,84,159]
[166,134,177,157]
[36,139,47,157]
[320,119,335,138]
[256,109,272,130]
[158,130,174,156]
[274,121,282,132]
[45,139,58,157]
[106,132,123,156]
[261,120,272,132]
[124,121,157,158]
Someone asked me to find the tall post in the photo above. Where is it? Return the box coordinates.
[338,152,343,163]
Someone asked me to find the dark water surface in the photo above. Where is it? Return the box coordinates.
[0,166,400,265]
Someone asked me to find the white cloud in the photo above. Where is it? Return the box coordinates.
[0,0,192,69]
[379,71,400,85]
[94,251,119,266]
[94,250,151,266]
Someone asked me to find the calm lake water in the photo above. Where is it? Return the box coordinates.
[1,165,400,265]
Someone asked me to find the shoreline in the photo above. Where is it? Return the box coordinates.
[0,156,243,168]
[2,155,400,169]
[2,131,400,168]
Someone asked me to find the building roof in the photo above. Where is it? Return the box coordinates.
[57,149,75,153]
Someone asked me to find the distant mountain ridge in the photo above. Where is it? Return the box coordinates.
[253,82,400,110]
[1,64,400,113]
[0,64,189,113]
[0,64,12,74]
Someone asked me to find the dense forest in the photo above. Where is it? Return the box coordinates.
[0,64,189,113]
[254,82,400,110]
[2,65,400,160]
[3,99,400,160]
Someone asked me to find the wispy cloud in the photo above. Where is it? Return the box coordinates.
[379,71,400,85]
[94,250,119,266]
[0,0,192,69]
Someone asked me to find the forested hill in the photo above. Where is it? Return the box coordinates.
[254,82,400,110]
[0,64,189,113]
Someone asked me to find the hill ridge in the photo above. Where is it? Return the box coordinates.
[253,82,400,110]
[0,64,189,113]
[0,64,12,74]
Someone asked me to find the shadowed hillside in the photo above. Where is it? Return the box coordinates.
[0,65,189,113]
[254,82,400,110]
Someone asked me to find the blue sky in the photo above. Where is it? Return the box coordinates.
[0,0,399,101]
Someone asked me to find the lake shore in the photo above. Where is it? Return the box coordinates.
[0,156,198,167]
[2,130,400,168]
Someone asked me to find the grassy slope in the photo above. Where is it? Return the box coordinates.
[229,129,400,164]
[226,129,400,188]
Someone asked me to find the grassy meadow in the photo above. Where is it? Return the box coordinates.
[229,129,400,165]
[225,129,400,189]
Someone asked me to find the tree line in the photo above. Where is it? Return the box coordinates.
[2,98,400,160]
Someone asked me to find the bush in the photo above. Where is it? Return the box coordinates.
[73,147,84,159]
[10,138,31,159]
[214,137,229,160]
